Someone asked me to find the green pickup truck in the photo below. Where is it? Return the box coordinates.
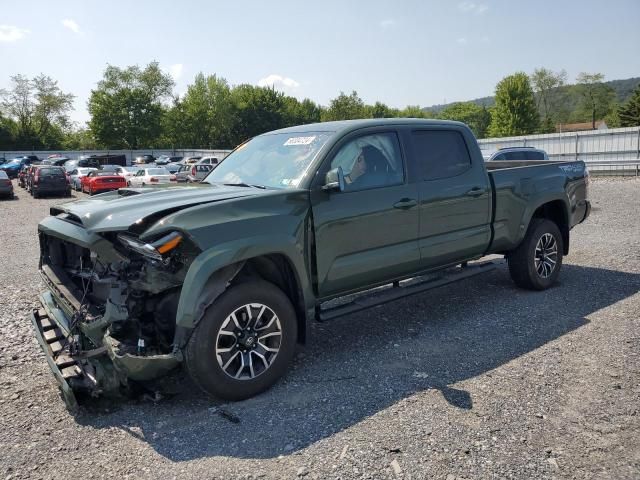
[32,119,591,408]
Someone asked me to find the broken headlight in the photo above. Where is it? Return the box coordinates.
[117,231,183,261]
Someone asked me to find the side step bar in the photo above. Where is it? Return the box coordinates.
[318,260,501,322]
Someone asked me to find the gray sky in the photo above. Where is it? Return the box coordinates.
[2,0,639,124]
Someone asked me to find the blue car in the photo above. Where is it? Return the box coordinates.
[0,156,39,178]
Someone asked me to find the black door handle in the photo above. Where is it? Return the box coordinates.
[465,187,485,197]
[393,198,418,210]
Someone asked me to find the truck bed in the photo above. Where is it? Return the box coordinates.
[486,160,589,255]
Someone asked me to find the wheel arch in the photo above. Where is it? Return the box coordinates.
[174,243,313,353]
[517,198,570,255]
[530,200,570,255]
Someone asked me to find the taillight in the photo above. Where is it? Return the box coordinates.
[191,166,196,176]
[170,175,177,182]
[34,172,39,183]
[150,177,159,183]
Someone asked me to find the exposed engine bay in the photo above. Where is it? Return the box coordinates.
[35,227,200,406]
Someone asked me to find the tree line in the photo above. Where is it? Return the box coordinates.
[1,62,639,151]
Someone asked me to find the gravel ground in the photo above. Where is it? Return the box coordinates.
[0,177,638,479]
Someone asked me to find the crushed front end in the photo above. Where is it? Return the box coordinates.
[32,211,199,409]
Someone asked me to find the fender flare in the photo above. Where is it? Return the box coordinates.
[172,235,314,352]
[516,194,570,247]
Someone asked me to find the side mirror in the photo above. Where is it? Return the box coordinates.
[322,167,345,192]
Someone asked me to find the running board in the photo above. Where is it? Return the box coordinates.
[318,260,501,322]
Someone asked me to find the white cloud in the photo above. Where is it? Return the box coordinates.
[257,74,300,91]
[0,25,30,43]
[457,37,468,45]
[168,63,183,81]
[380,19,396,29]
[62,19,82,34]
[458,2,488,14]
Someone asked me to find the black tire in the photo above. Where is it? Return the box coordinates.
[32,190,38,199]
[185,280,298,401]
[508,218,563,290]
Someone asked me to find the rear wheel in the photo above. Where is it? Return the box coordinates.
[508,219,563,290]
[185,280,297,401]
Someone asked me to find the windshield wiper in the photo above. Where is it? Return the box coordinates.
[223,182,267,189]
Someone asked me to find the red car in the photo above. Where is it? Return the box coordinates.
[81,170,126,195]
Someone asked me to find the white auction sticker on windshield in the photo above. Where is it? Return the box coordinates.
[284,136,316,146]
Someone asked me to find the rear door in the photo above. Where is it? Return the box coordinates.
[407,126,492,269]
[310,128,420,298]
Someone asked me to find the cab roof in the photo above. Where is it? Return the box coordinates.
[264,118,466,136]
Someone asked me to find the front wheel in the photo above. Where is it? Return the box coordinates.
[185,280,298,401]
[508,219,563,290]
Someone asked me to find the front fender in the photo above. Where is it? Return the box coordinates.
[175,234,314,329]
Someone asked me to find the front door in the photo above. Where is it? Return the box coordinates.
[310,130,420,298]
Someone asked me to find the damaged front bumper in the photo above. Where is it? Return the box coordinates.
[33,286,181,410]
[32,220,188,409]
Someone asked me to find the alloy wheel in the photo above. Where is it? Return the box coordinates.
[534,233,558,278]
[215,303,282,380]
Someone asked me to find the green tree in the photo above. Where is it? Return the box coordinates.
[166,73,234,148]
[488,72,539,137]
[367,101,393,118]
[617,83,640,127]
[437,102,491,138]
[1,74,74,149]
[0,114,16,149]
[397,105,427,118]
[530,68,567,132]
[88,62,174,149]
[229,85,288,145]
[283,97,322,125]
[321,91,366,121]
[62,127,98,150]
[574,72,616,129]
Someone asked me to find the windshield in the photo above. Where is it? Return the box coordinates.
[204,132,332,189]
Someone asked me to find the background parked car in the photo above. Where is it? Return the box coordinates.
[64,157,100,172]
[155,155,183,165]
[164,161,183,173]
[182,156,202,164]
[0,171,14,199]
[24,165,40,192]
[42,155,71,166]
[113,166,140,182]
[198,156,219,166]
[174,164,192,182]
[486,147,549,161]
[68,167,98,191]
[81,170,126,195]
[127,167,175,187]
[17,165,30,188]
[30,166,70,198]
[186,163,214,183]
[0,157,39,178]
[133,154,156,165]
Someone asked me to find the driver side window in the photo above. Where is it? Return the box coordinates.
[330,132,404,192]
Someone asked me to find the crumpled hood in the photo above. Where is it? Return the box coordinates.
[50,185,264,232]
